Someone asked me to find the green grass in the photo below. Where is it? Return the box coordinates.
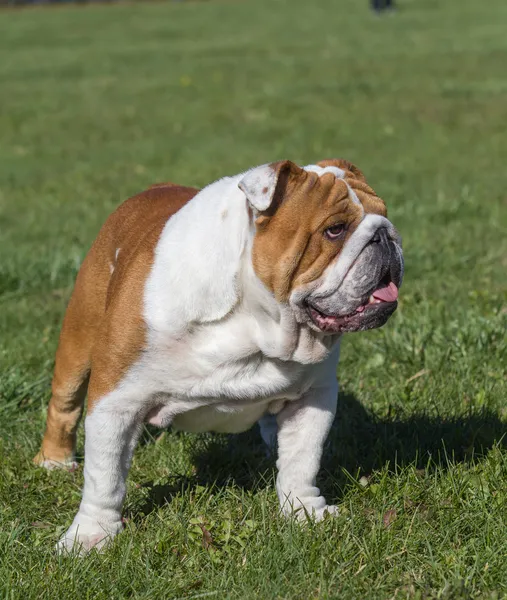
[1,0,507,597]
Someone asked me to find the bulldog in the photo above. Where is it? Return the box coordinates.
[34,159,403,553]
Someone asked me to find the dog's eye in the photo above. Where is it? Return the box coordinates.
[324,223,346,240]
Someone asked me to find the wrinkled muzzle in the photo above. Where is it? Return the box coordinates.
[291,214,404,334]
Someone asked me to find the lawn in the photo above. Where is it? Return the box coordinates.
[0,0,506,597]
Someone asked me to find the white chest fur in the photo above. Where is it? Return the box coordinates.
[134,173,340,433]
[137,302,340,433]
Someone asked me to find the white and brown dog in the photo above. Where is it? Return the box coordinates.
[34,159,403,553]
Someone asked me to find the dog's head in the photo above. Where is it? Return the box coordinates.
[239,159,404,334]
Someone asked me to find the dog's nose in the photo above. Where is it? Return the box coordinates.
[371,227,389,245]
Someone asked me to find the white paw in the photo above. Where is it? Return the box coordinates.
[288,503,338,522]
[39,458,78,472]
[57,520,123,555]
[310,504,338,521]
[279,493,338,522]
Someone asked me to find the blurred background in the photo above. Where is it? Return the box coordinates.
[1,0,506,597]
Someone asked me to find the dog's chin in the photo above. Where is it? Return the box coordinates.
[305,300,398,334]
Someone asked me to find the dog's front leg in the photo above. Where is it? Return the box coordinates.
[275,381,338,521]
[58,393,143,554]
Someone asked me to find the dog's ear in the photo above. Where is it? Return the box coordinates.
[316,158,367,183]
[238,160,306,213]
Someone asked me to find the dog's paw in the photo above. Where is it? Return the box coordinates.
[279,492,338,522]
[57,520,122,555]
[33,452,78,472]
[290,503,338,522]
[310,504,338,521]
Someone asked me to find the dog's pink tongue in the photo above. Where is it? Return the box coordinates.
[372,281,398,302]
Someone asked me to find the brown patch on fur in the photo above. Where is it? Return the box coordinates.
[347,178,387,217]
[34,184,199,466]
[317,159,387,217]
[252,162,363,301]
[317,158,367,182]
[252,159,387,302]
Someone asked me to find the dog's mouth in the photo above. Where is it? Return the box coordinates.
[306,279,399,333]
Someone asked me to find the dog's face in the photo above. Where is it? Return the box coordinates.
[239,159,404,334]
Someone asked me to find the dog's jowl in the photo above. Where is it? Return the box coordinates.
[34,159,404,553]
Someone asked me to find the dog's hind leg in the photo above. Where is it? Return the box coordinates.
[34,225,113,470]
[33,264,105,470]
[34,305,93,469]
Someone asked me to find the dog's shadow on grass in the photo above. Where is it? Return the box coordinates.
[135,392,506,516]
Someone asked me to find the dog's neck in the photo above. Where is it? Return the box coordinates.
[239,238,338,364]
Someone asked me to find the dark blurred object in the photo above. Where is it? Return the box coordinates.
[371,0,395,12]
